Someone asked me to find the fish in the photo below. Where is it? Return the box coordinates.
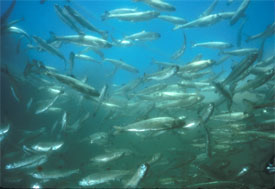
[44,71,100,97]
[239,131,275,141]
[64,5,108,39]
[61,112,67,131]
[114,78,143,96]
[158,15,187,25]
[179,59,215,72]
[69,51,75,76]
[223,52,258,85]
[32,35,67,64]
[237,18,246,47]
[104,58,139,73]
[151,59,179,68]
[1,17,25,32]
[235,165,251,177]
[93,85,109,116]
[90,149,131,164]
[5,154,48,170]
[124,163,150,188]
[113,116,186,132]
[50,32,112,48]
[178,80,211,89]
[6,26,32,42]
[199,104,214,158]
[124,30,160,42]
[171,32,186,60]
[65,112,90,133]
[101,10,160,22]
[107,8,138,15]
[246,22,275,42]
[31,141,64,152]
[30,169,79,180]
[212,82,233,110]
[54,4,84,35]
[35,92,62,114]
[0,0,16,26]
[144,66,179,81]
[227,0,234,5]
[230,0,250,25]
[75,54,102,64]
[88,132,108,145]
[264,155,275,174]
[10,85,20,102]
[78,170,129,186]
[211,112,250,121]
[0,124,10,136]
[173,13,227,30]
[134,0,175,12]
[236,68,274,92]
[222,48,258,56]
[184,181,249,188]
[26,98,33,110]
[192,41,233,49]
[200,0,219,18]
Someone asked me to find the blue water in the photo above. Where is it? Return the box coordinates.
[1,0,275,188]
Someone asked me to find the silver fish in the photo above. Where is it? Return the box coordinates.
[134,0,175,12]
[104,58,139,73]
[124,30,160,42]
[102,10,160,22]
[230,0,250,25]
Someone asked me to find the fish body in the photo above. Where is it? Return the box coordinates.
[171,33,186,60]
[192,42,232,49]
[31,141,64,152]
[33,35,67,63]
[52,34,112,48]
[75,54,102,64]
[144,66,178,81]
[211,112,249,121]
[45,71,100,97]
[114,117,185,132]
[31,169,79,180]
[223,53,258,85]
[125,163,150,188]
[6,26,32,42]
[158,15,187,24]
[222,48,258,56]
[200,0,219,18]
[78,170,129,186]
[108,8,138,15]
[5,154,47,170]
[104,58,139,73]
[102,10,160,22]
[230,0,250,25]
[246,22,275,42]
[54,4,84,35]
[174,14,222,30]
[124,30,160,41]
[64,5,107,39]
[179,59,215,72]
[90,150,130,163]
[135,0,176,11]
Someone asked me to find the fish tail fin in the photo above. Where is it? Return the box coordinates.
[113,126,122,130]
[243,98,255,113]
[49,31,57,41]
[151,58,156,65]
[101,30,108,39]
[101,11,109,21]
[113,126,123,135]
